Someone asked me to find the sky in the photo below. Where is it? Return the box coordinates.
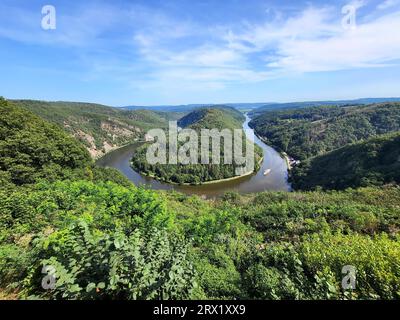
[0,0,400,106]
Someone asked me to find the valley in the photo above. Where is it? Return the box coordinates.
[97,114,290,197]
[12,100,179,159]
[1,97,400,301]
[130,107,264,186]
[2,0,400,305]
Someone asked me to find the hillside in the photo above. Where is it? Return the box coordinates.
[249,98,400,116]
[0,98,91,186]
[291,133,400,190]
[131,107,262,185]
[12,100,171,158]
[123,104,209,113]
[0,98,130,187]
[177,106,245,130]
[249,103,400,160]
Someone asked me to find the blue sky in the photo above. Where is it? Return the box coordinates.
[1,0,400,106]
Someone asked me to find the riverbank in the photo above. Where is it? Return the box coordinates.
[130,156,264,186]
[96,114,291,197]
[281,152,292,171]
[95,140,144,161]
[253,133,293,171]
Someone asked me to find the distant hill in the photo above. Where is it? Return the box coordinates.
[124,98,400,115]
[12,100,173,158]
[123,102,272,113]
[178,106,244,130]
[291,132,400,190]
[122,104,209,113]
[249,98,400,116]
[249,103,400,160]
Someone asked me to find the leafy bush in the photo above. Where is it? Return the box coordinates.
[23,222,196,300]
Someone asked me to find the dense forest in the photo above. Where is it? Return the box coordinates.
[0,98,131,188]
[1,97,400,300]
[249,103,400,160]
[177,106,245,130]
[12,100,179,158]
[248,98,400,117]
[131,107,263,185]
[291,132,400,190]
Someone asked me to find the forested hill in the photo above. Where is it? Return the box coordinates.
[249,98,400,116]
[0,98,129,188]
[0,98,90,186]
[249,103,400,160]
[131,107,262,185]
[178,106,244,130]
[11,99,173,159]
[291,132,400,190]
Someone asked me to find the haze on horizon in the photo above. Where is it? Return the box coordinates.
[1,0,400,106]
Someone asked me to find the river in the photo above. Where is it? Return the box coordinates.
[96,114,291,197]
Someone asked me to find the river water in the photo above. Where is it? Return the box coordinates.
[96,114,291,197]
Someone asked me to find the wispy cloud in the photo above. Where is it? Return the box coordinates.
[131,4,400,90]
[377,0,400,10]
[1,1,400,98]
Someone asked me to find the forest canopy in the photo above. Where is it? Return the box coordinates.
[249,103,400,160]
[131,107,263,185]
[291,132,400,190]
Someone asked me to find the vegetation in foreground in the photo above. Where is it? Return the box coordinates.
[1,98,400,300]
[1,179,400,300]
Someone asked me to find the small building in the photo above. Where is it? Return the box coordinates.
[144,134,155,142]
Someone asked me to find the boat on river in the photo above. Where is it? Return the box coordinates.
[264,169,272,176]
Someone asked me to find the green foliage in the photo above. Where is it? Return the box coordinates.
[178,106,245,131]
[0,180,193,299]
[239,187,400,239]
[0,98,91,185]
[193,247,242,299]
[0,180,172,240]
[250,103,400,160]
[2,179,400,300]
[23,222,195,300]
[300,232,400,299]
[0,98,132,187]
[242,231,400,300]
[292,133,400,190]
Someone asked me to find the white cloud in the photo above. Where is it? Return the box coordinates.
[265,12,400,72]
[125,4,400,93]
[223,6,400,73]
[347,0,368,10]
[1,2,400,93]
[377,0,400,10]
